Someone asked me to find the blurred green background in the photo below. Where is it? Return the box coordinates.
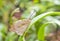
[0,0,60,41]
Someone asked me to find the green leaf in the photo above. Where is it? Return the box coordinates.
[0,23,7,33]
[45,16,60,26]
[33,0,39,3]
[0,32,6,41]
[24,12,60,36]
[0,0,3,9]
[29,12,60,27]
[37,22,54,41]
[5,32,18,41]
[18,36,25,41]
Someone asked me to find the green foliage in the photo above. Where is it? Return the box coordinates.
[18,36,25,41]
[38,22,55,41]
[25,12,60,41]
[26,12,60,32]
[0,23,7,33]
[5,32,17,41]
[0,0,60,41]
[0,0,3,9]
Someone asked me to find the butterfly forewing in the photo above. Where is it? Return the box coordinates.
[10,19,31,35]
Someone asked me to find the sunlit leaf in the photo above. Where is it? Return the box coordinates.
[45,16,60,26]
[38,22,54,41]
[0,0,3,9]
[29,12,60,28]
[5,32,17,41]
[18,36,25,41]
[0,32,6,41]
[33,0,39,3]
[0,23,7,33]
[24,12,60,35]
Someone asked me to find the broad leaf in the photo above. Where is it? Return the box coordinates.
[24,12,60,36]
[38,22,54,41]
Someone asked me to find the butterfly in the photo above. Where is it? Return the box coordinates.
[10,8,36,35]
[10,19,31,35]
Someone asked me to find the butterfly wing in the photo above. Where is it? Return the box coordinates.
[10,19,31,35]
